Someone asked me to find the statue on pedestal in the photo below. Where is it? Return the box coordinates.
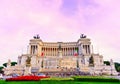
[89,55,94,66]
[7,59,11,67]
[58,44,62,57]
[24,56,31,75]
[26,56,31,67]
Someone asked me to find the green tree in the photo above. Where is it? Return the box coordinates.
[0,66,3,71]
[3,63,7,67]
[117,67,120,72]
[0,66,4,74]
[114,62,120,72]
[104,61,110,65]
[3,62,17,67]
[11,62,17,66]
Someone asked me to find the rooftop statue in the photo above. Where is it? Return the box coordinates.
[80,34,87,38]
[33,34,40,39]
[36,34,40,39]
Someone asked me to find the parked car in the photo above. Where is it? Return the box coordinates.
[12,73,19,77]
[1,73,19,80]
[0,74,3,79]
[2,75,12,80]
[37,73,46,77]
[118,73,120,76]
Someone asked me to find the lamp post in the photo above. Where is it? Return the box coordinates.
[110,59,113,76]
[111,65,112,76]
[22,67,25,76]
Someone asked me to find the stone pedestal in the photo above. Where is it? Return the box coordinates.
[89,67,95,75]
[24,66,31,75]
[58,51,62,58]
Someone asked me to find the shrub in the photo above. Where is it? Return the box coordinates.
[72,76,120,82]
[41,77,74,81]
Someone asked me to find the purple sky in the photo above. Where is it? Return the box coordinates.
[0,0,120,65]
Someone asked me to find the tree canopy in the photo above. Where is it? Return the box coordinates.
[114,62,120,72]
[0,66,3,70]
[104,61,110,65]
[3,63,7,67]
[3,62,17,67]
[0,66,4,74]
[104,61,120,72]
[11,62,17,66]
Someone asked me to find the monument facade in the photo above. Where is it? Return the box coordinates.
[4,34,118,75]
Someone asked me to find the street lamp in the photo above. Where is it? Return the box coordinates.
[22,68,25,76]
[111,66,112,76]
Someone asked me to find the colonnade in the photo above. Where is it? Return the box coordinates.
[30,44,91,56]
[42,47,79,56]
[83,45,90,54]
[30,45,38,54]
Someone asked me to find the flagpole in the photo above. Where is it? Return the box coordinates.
[27,45,29,54]
[92,45,94,54]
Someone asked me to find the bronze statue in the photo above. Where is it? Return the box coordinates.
[58,44,62,50]
[80,34,87,38]
[36,34,40,39]
[26,56,31,66]
[33,36,37,39]
[33,34,40,39]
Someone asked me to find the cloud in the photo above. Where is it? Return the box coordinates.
[0,0,120,65]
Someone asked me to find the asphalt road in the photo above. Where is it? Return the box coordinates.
[113,76,120,79]
[108,76,120,80]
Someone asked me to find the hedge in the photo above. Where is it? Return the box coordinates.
[72,76,120,82]
[41,77,74,81]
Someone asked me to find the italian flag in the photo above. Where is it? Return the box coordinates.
[41,52,44,56]
[74,48,78,56]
